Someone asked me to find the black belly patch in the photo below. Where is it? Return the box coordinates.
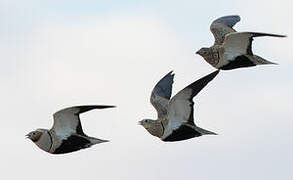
[163,125,201,142]
[220,55,256,70]
[53,135,91,154]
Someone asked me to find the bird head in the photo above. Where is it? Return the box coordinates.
[196,47,210,57]
[138,119,156,129]
[26,129,45,142]
[196,47,219,67]
[139,119,163,138]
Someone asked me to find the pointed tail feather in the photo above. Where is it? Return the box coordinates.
[193,126,217,135]
[252,55,278,65]
[88,137,109,144]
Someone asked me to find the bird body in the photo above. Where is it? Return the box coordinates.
[196,15,286,70]
[27,105,115,154]
[139,70,219,142]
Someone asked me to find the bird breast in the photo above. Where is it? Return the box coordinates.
[34,131,53,153]
[204,48,220,67]
[146,122,164,138]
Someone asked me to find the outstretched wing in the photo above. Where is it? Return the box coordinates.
[162,70,219,139]
[223,32,286,60]
[150,71,174,119]
[52,105,115,138]
[210,15,240,45]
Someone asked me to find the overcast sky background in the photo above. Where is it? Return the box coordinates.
[1,0,292,179]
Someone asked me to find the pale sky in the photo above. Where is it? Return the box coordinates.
[1,0,292,179]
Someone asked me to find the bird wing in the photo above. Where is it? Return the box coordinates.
[210,15,240,45]
[150,71,174,119]
[223,32,286,60]
[162,70,219,139]
[52,105,115,138]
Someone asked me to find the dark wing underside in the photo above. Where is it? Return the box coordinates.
[220,55,256,70]
[163,125,201,142]
[53,135,92,154]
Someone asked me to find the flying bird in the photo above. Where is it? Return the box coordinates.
[196,15,286,70]
[139,70,219,142]
[26,105,115,154]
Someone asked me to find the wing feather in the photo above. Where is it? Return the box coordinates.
[52,105,115,138]
[223,32,286,61]
[163,71,219,139]
[150,71,174,119]
[210,15,240,45]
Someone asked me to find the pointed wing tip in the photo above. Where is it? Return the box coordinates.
[198,70,220,86]
[168,70,175,76]
[163,70,175,81]
[213,15,241,23]
[212,132,218,135]
[270,34,287,38]
[210,69,220,77]
[201,70,219,84]
[100,105,116,109]
[226,14,241,20]
[178,70,219,99]
[246,32,287,38]
[234,15,241,20]
[84,105,116,110]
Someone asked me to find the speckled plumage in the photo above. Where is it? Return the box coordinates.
[196,15,286,70]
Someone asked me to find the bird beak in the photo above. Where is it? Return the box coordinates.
[25,133,31,139]
[195,50,199,55]
[138,121,142,125]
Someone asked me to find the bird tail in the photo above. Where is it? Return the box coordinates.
[88,137,109,144]
[252,55,278,65]
[193,126,217,135]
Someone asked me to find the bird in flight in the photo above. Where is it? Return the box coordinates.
[26,105,115,154]
[139,70,219,142]
[196,15,286,70]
